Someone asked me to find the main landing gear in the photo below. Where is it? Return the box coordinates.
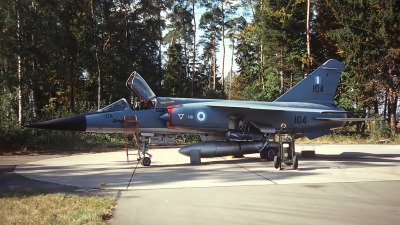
[137,136,152,166]
[259,134,279,161]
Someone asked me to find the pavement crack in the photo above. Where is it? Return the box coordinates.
[126,160,141,190]
[220,157,278,185]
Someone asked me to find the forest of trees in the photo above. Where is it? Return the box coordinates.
[0,0,399,150]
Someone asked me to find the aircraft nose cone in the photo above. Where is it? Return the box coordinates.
[25,114,87,131]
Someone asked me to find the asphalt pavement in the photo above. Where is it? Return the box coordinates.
[2,145,400,225]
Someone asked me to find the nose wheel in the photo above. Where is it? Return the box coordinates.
[137,152,152,166]
[141,157,151,166]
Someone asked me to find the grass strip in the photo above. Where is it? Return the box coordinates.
[0,189,114,225]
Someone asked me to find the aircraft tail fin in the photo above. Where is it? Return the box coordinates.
[274,59,345,104]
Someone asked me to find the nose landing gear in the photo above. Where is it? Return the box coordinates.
[137,136,152,166]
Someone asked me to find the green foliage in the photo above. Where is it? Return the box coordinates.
[176,135,201,144]
[255,0,307,92]
[1,0,399,152]
[198,7,224,91]
[0,189,114,225]
[163,43,191,97]
[336,71,374,111]
[201,88,227,99]
[370,121,394,141]
[241,81,279,102]
[231,0,307,102]
[0,0,163,116]
[0,126,123,153]
[312,1,343,64]
[327,0,399,132]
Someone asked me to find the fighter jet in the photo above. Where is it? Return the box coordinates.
[26,59,360,168]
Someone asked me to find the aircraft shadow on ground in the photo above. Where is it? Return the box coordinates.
[12,160,315,188]
[310,152,400,165]
[8,150,400,191]
[0,164,82,198]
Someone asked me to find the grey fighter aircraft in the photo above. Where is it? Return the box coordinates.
[26,59,358,168]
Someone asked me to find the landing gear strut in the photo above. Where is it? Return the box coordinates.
[259,134,279,161]
[137,136,152,166]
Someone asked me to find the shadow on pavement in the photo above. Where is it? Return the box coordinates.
[0,153,117,198]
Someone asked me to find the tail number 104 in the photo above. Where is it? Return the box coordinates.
[313,85,324,93]
[295,116,306,124]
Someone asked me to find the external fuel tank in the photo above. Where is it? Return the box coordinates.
[178,141,263,158]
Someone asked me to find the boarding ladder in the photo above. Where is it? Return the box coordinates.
[123,115,140,162]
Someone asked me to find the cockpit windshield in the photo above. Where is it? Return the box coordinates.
[126,71,156,101]
[97,98,131,112]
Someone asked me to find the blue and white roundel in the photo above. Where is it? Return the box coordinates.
[195,110,207,123]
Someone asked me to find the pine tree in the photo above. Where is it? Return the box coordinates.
[328,0,400,133]
[199,7,223,91]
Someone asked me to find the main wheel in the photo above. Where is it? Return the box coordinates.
[292,155,298,170]
[273,156,280,169]
[142,157,151,166]
[260,147,278,161]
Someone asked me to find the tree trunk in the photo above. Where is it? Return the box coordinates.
[279,44,284,95]
[158,6,162,88]
[221,3,225,92]
[70,63,75,110]
[30,61,38,120]
[373,98,379,114]
[192,2,196,97]
[91,0,102,110]
[260,43,264,88]
[167,32,176,63]
[184,42,188,85]
[97,65,101,109]
[212,30,216,91]
[29,2,38,120]
[18,57,22,126]
[247,0,255,21]
[17,4,22,127]
[306,0,311,75]
[229,37,235,100]
[388,80,397,134]
[386,59,398,134]
[383,89,387,120]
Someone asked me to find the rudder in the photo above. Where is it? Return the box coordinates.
[274,59,345,104]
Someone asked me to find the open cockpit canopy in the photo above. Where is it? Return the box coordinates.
[97,72,157,113]
[126,71,156,102]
